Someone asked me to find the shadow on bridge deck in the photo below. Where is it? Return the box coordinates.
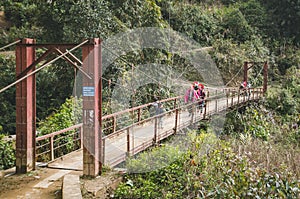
[47,149,83,171]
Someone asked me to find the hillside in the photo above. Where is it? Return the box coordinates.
[0,0,298,137]
[0,1,299,197]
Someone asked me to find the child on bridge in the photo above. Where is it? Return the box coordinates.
[151,101,165,129]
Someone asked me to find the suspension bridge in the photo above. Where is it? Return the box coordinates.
[37,86,263,172]
[0,38,268,177]
[0,37,269,199]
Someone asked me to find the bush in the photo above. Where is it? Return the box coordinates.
[114,133,300,198]
[0,135,15,170]
[266,67,300,116]
[36,97,82,161]
[219,6,254,42]
[223,105,273,141]
[37,97,82,134]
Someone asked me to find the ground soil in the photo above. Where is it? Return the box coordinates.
[0,166,122,199]
[81,171,123,199]
[0,167,80,199]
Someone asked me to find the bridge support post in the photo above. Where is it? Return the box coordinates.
[15,38,36,173]
[263,62,268,94]
[154,118,158,144]
[207,91,210,114]
[82,39,102,177]
[243,62,248,82]
[174,109,179,134]
[203,101,207,119]
[126,128,131,156]
[226,89,229,109]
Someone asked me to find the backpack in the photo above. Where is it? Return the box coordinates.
[199,89,205,99]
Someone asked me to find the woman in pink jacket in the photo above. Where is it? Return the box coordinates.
[185,82,201,116]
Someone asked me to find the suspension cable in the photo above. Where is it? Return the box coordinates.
[66,49,83,65]
[0,39,21,51]
[102,76,173,102]
[225,65,243,86]
[55,48,92,79]
[253,65,264,81]
[102,44,163,86]
[0,40,89,94]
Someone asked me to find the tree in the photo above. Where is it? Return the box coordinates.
[110,0,166,29]
[159,2,219,46]
[219,6,254,43]
[36,62,75,122]
[0,55,15,134]
[1,0,44,46]
[239,0,268,36]
[2,0,38,28]
[261,0,300,45]
[36,0,118,43]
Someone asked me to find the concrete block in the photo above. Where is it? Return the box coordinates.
[62,174,82,199]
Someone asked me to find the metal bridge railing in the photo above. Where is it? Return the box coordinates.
[103,87,263,167]
[102,96,181,136]
[35,87,263,164]
[35,123,83,162]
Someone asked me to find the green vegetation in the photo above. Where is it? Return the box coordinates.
[113,65,300,197]
[0,54,15,134]
[0,0,299,135]
[37,97,82,135]
[0,135,15,170]
[36,97,82,162]
[114,134,299,198]
[0,1,299,196]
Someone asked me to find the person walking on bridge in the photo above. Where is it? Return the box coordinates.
[198,83,206,113]
[156,103,165,129]
[184,82,201,116]
[151,101,165,129]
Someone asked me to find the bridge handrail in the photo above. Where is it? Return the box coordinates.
[36,123,83,162]
[103,87,262,139]
[34,87,258,141]
[35,87,263,163]
[105,87,264,167]
[102,96,182,119]
[36,123,83,141]
[101,87,243,135]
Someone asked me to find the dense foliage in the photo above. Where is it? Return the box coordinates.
[36,97,82,161]
[0,54,15,134]
[0,5,299,198]
[0,135,15,170]
[114,133,300,198]
[0,0,299,135]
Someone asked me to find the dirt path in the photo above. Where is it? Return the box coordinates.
[0,167,81,199]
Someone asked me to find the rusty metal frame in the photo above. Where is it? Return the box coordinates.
[15,39,101,175]
[244,61,268,94]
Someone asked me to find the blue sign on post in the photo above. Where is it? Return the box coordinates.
[83,86,95,96]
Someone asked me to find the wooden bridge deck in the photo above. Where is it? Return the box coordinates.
[46,88,262,170]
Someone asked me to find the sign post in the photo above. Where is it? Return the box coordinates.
[82,39,102,177]
[15,38,36,173]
